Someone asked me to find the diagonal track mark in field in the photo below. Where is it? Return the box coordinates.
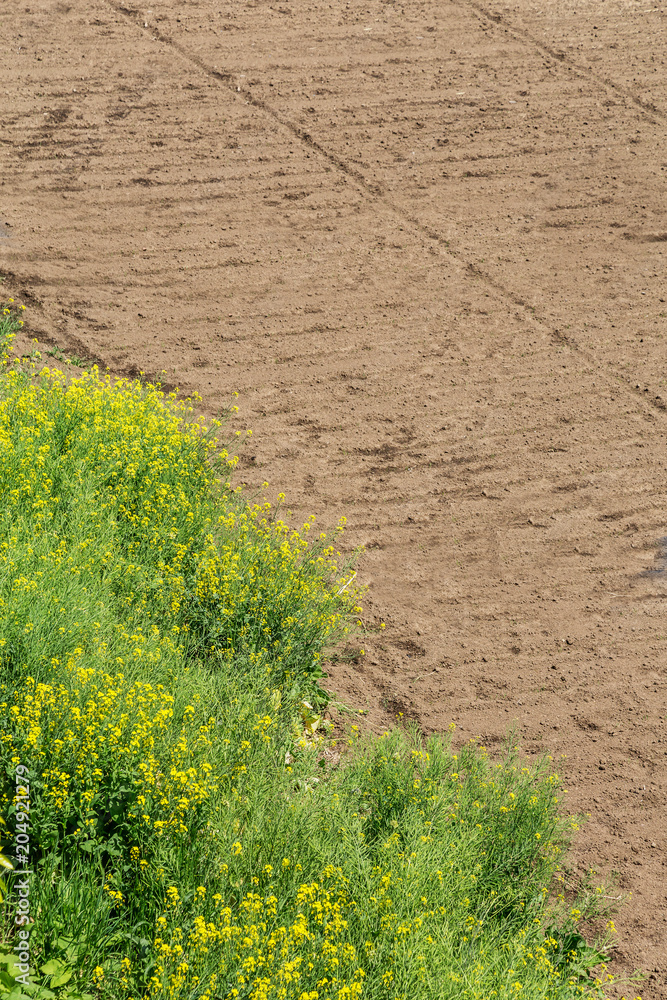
[462,0,665,123]
[104,0,666,421]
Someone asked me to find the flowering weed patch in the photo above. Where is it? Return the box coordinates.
[0,307,631,1000]
[130,732,624,1000]
[0,341,355,696]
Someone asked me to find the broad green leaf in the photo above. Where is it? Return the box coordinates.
[3,958,26,979]
[50,971,72,988]
[39,962,64,976]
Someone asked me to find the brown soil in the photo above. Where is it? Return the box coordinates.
[2,0,666,992]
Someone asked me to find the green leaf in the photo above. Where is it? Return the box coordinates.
[39,962,73,987]
[49,971,72,988]
[39,962,64,976]
[3,958,25,980]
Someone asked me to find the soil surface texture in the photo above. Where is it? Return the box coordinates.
[2,0,667,992]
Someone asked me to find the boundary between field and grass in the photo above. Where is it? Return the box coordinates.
[0,301,641,1000]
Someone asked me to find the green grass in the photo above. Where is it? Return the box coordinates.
[0,303,631,1000]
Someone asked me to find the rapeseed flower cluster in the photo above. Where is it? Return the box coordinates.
[146,872,365,1000]
[0,652,219,851]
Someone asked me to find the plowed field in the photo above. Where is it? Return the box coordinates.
[1,0,666,991]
